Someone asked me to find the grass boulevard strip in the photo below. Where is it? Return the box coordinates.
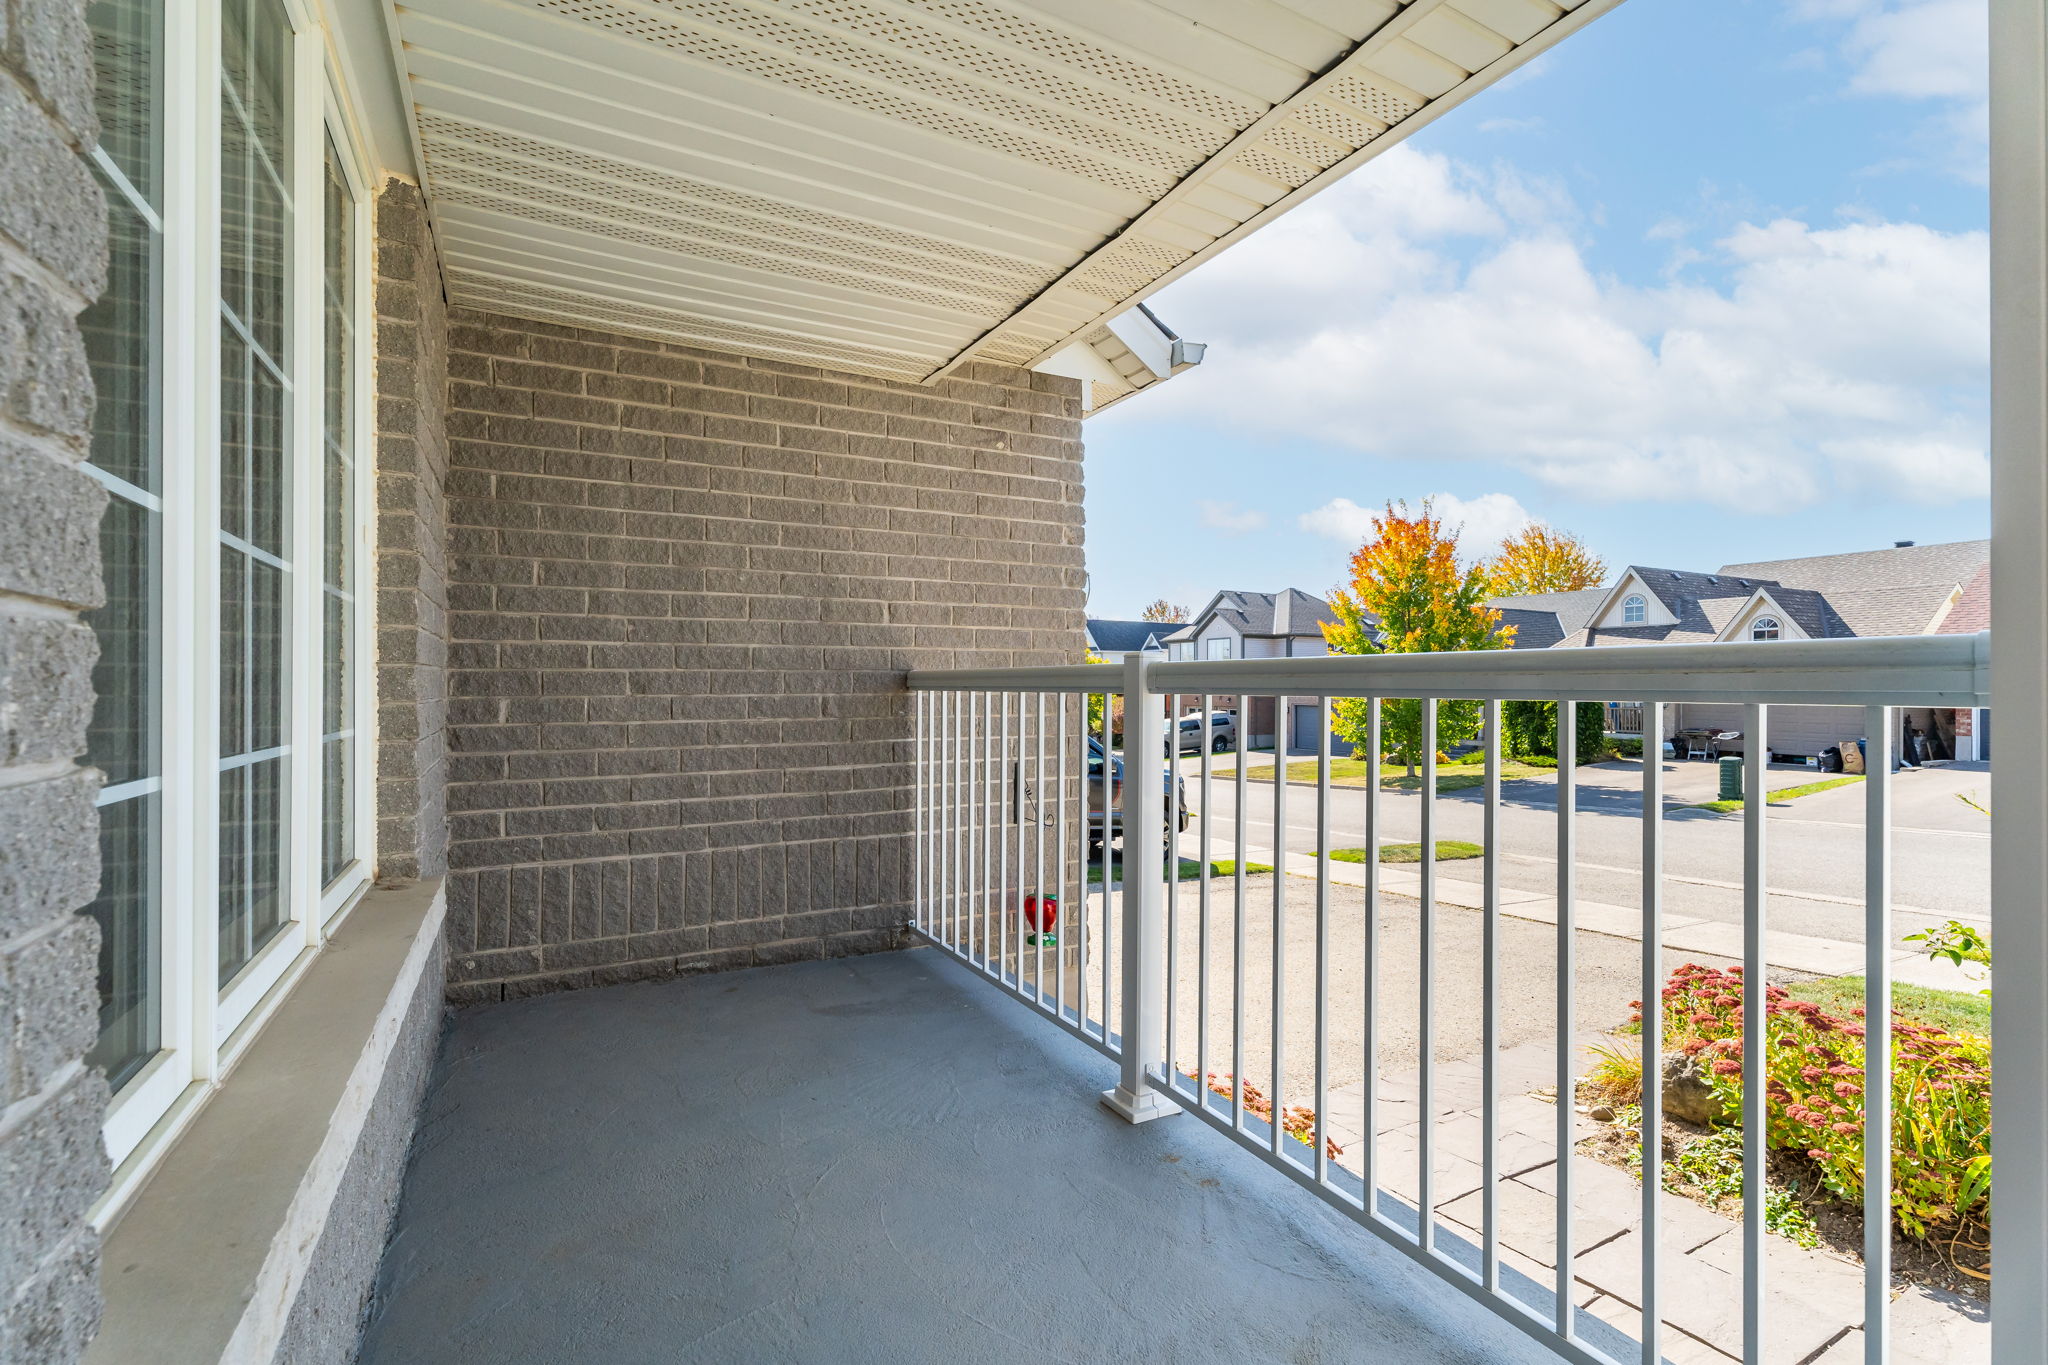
[1210,757,1553,792]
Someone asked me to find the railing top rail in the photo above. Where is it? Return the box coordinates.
[904,632,1990,707]
[903,662,1122,694]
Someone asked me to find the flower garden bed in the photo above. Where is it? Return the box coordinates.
[1574,962,1992,1300]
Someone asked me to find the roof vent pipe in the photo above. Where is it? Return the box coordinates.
[1895,540,1915,547]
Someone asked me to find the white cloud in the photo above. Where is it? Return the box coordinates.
[1121,145,1989,513]
[1796,0,1988,179]
[1428,493,1534,559]
[1198,500,1268,535]
[1299,497,1377,543]
[1299,493,1532,560]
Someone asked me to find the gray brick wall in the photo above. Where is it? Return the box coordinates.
[438,312,1085,999]
[374,180,451,882]
[0,0,110,1357]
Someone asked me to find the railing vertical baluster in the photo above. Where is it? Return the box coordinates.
[970,691,982,965]
[986,691,998,976]
[1272,692,1290,1159]
[914,692,926,935]
[1079,693,1092,1036]
[1034,693,1046,1006]
[1234,693,1248,1135]
[1420,699,1438,1246]
[1742,703,1768,1365]
[1056,695,1068,1023]
[1315,697,1332,1186]
[1000,692,1011,985]
[1102,685,1115,1043]
[1642,702,1665,1365]
[1557,699,1577,1334]
[1166,691,1180,1089]
[1198,695,1213,1111]
[1482,697,1502,1291]
[1865,704,1892,1365]
[952,691,963,954]
[1363,698,1381,1209]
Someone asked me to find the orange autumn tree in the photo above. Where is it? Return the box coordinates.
[1321,500,1510,772]
[1486,524,1607,596]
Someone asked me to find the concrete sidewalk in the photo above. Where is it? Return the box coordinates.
[1206,836,1989,994]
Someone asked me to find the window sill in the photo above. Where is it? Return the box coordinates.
[87,879,444,1365]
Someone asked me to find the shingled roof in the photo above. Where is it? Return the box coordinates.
[1085,619,1172,655]
[1197,589,1345,639]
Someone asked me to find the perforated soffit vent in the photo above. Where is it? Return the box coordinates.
[390,0,1620,388]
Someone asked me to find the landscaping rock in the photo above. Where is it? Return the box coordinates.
[1661,1052,1732,1126]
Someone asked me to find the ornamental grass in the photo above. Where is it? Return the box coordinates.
[1648,963,1991,1240]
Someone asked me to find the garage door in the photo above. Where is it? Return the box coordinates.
[1674,703,1885,760]
[1292,703,1319,753]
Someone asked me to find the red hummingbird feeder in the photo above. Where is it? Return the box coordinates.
[1022,892,1059,946]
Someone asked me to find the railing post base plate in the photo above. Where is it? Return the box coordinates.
[1100,1085,1180,1125]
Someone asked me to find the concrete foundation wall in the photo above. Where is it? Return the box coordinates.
[437,314,1087,999]
[374,181,452,883]
[0,0,110,1355]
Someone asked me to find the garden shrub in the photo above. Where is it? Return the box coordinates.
[1652,963,1992,1239]
[1502,699,1606,762]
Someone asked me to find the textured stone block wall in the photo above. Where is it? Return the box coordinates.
[0,0,110,1356]
[374,180,451,881]
[438,313,1085,999]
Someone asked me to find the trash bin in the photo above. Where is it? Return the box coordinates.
[1718,754,1743,801]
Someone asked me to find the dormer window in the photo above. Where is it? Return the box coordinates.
[1622,594,1647,624]
[1751,616,1782,642]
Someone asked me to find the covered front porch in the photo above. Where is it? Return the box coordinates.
[361,948,1588,1363]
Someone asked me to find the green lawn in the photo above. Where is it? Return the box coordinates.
[1684,774,1863,814]
[1210,758,1552,793]
[1330,841,1484,864]
[1086,856,1272,885]
[1784,975,1990,1038]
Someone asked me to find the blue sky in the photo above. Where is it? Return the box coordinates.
[1082,0,1990,619]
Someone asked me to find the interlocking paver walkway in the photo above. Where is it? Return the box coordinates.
[1320,1037,1987,1364]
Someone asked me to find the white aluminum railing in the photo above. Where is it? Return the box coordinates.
[906,634,1996,1365]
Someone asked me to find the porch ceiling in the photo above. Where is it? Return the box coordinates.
[381,0,1619,385]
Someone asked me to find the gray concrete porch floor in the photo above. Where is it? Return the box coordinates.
[360,948,1615,1364]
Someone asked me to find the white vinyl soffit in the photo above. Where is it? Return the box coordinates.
[387,0,1620,384]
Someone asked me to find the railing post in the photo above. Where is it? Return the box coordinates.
[1102,651,1179,1123]
[1991,0,2048,1353]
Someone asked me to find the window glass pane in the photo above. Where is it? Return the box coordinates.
[220,0,293,986]
[81,0,163,1092]
[321,137,356,887]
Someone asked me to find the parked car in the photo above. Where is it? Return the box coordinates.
[1085,737,1187,852]
[1168,711,1237,755]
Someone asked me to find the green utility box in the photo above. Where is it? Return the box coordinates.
[1718,754,1743,802]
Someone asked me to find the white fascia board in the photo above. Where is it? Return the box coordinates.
[1033,339,1127,413]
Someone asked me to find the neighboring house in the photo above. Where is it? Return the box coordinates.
[1164,590,1349,751]
[1487,541,1990,762]
[1937,563,1994,760]
[1085,618,1174,664]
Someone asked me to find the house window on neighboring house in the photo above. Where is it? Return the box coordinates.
[79,0,378,1178]
[1751,616,1782,641]
[1622,593,1647,624]
[1207,638,1233,660]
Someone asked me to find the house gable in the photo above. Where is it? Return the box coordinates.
[1717,590,1811,643]
[1590,570,1680,629]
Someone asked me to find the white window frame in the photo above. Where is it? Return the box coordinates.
[1206,637,1233,660]
[96,0,377,1212]
[1622,593,1647,624]
[1751,615,1782,642]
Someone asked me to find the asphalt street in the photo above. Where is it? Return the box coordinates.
[1168,753,1992,953]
